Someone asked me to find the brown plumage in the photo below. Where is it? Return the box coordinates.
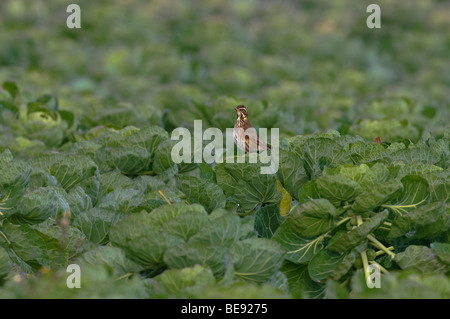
[233,105,270,153]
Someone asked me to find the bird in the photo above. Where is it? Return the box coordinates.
[233,105,270,153]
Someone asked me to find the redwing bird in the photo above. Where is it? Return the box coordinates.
[233,105,270,153]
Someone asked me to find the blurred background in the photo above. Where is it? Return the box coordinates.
[0,0,449,300]
[0,0,449,139]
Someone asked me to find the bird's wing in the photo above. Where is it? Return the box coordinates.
[245,129,270,152]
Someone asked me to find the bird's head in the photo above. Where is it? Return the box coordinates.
[234,105,248,120]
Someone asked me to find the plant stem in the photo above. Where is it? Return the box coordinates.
[115,273,133,281]
[361,250,371,281]
[343,204,352,211]
[375,246,394,256]
[356,216,371,282]
[158,190,172,205]
[336,216,351,227]
[382,199,426,210]
[381,199,427,216]
[340,277,351,287]
[369,260,389,274]
[288,233,326,254]
[355,215,363,227]
[367,234,395,258]
[0,230,12,248]
[139,170,155,176]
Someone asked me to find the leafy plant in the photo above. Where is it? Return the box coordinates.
[0,0,449,299]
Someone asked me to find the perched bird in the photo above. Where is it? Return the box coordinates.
[233,105,270,153]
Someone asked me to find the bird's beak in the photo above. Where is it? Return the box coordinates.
[234,107,237,110]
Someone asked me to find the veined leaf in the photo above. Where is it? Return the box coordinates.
[315,175,363,206]
[33,153,98,191]
[254,204,285,238]
[396,162,443,178]
[302,137,353,178]
[33,220,86,259]
[0,222,60,272]
[286,199,338,237]
[215,161,281,212]
[74,208,123,244]
[308,249,347,282]
[280,261,309,286]
[151,265,216,297]
[231,238,285,283]
[152,139,178,174]
[336,164,371,184]
[97,171,136,199]
[189,209,241,246]
[425,170,449,202]
[273,222,325,264]
[94,126,168,175]
[348,142,387,164]
[388,201,449,240]
[327,211,389,253]
[395,245,450,273]
[109,212,184,268]
[0,150,32,213]
[146,203,209,242]
[81,246,142,277]
[164,242,229,277]
[298,179,321,203]
[0,247,12,283]
[277,149,308,200]
[358,163,390,189]
[386,175,429,215]
[431,243,450,266]
[97,188,145,213]
[12,186,70,224]
[176,176,226,213]
[390,143,442,165]
[65,186,93,216]
[352,179,403,213]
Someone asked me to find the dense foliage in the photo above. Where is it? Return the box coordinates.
[0,0,449,298]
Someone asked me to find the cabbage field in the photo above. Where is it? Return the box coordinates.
[0,0,449,299]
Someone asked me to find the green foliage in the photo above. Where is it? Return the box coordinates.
[215,160,281,212]
[231,238,285,283]
[284,199,339,238]
[12,186,70,224]
[176,176,226,213]
[254,204,285,238]
[0,92,448,299]
[0,0,448,299]
[0,150,32,213]
[394,245,450,273]
[148,265,216,298]
[94,126,168,175]
[327,270,450,299]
